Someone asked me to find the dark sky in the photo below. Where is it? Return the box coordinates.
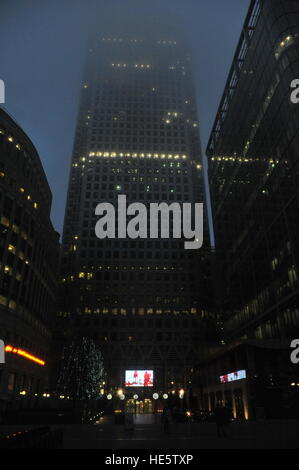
[0,0,250,240]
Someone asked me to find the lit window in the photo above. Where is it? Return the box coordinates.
[0,296,7,306]
[275,34,295,59]
[9,300,16,310]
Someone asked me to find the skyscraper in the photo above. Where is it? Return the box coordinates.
[60,30,214,393]
[204,0,299,418]
[207,0,299,341]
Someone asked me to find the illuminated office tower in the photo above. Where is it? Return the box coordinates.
[0,109,59,407]
[207,0,299,341]
[203,0,299,419]
[60,32,214,390]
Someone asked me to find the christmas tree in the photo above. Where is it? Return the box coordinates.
[57,336,105,400]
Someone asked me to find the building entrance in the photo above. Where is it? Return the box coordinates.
[125,398,153,414]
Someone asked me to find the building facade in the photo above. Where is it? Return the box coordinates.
[208,0,299,342]
[0,109,59,411]
[59,31,215,396]
[206,0,299,417]
[197,339,298,420]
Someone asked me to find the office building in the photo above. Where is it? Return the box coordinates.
[59,30,214,400]
[0,108,59,411]
[206,0,299,418]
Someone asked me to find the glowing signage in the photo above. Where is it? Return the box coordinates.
[220,370,246,383]
[125,370,153,387]
[5,345,45,366]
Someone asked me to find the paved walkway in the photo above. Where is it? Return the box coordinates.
[61,415,299,449]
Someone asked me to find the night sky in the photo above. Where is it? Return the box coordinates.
[0,0,250,240]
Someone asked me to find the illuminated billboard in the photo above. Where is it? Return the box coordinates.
[220,370,246,383]
[125,370,154,387]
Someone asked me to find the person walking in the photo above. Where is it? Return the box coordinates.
[125,413,134,433]
[214,402,230,437]
[162,405,172,435]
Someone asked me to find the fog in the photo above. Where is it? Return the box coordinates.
[0,0,250,237]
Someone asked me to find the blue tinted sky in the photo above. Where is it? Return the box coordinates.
[0,0,250,239]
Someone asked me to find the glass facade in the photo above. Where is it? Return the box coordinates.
[207,0,299,341]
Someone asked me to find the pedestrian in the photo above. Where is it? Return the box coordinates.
[214,402,230,437]
[125,412,134,432]
[162,405,172,434]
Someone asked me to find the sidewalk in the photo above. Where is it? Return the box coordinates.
[61,416,299,449]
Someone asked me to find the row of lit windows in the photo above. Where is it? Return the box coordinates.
[111,63,151,69]
[0,246,30,270]
[59,307,200,316]
[0,174,39,209]
[100,37,143,43]
[1,216,33,245]
[0,295,18,310]
[62,264,183,282]
[86,151,187,160]
[0,216,55,294]
[0,129,22,151]
[275,34,296,60]
[19,187,38,209]
[0,129,49,210]
[211,155,282,164]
